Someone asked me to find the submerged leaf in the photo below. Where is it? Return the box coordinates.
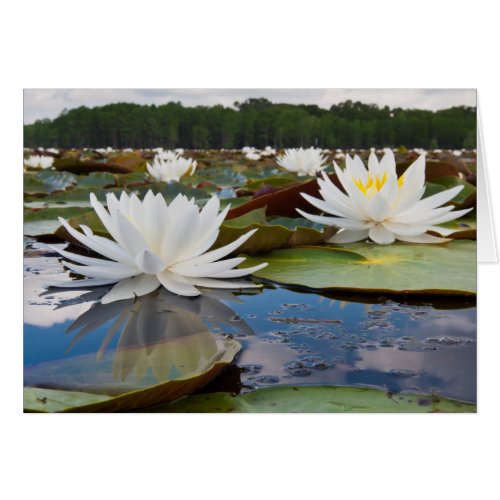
[24,337,241,412]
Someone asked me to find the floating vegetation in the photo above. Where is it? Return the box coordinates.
[23,148,477,412]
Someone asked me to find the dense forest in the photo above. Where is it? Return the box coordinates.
[23,98,477,150]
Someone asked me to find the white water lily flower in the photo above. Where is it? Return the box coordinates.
[48,191,267,302]
[95,147,115,155]
[245,151,261,161]
[276,147,328,176]
[147,156,197,182]
[24,155,54,169]
[260,146,276,157]
[155,149,179,162]
[242,147,261,160]
[297,149,472,245]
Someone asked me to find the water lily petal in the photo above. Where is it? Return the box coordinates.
[142,191,169,254]
[184,277,263,289]
[318,174,361,217]
[327,229,370,243]
[368,194,390,222]
[58,217,134,263]
[379,149,396,177]
[160,200,200,264]
[338,173,370,217]
[401,185,463,214]
[392,205,455,225]
[118,191,131,216]
[347,154,370,181]
[211,262,268,278]
[49,245,119,267]
[420,207,473,226]
[392,185,426,215]
[171,257,246,278]
[369,224,396,244]
[367,152,380,178]
[114,211,149,257]
[46,277,119,288]
[381,221,428,236]
[181,229,258,267]
[62,261,139,280]
[395,233,451,244]
[157,270,201,296]
[89,193,122,245]
[318,187,362,220]
[300,192,346,218]
[135,249,166,275]
[378,173,398,204]
[428,225,459,236]
[296,209,371,230]
[101,274,161,304]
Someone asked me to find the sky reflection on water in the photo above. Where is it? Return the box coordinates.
[24,253,476,404]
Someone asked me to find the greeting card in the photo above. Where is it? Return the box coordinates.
[23,89,489,412]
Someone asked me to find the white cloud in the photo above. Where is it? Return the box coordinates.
[23,88,476,124]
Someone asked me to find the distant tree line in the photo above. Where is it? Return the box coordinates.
[23,98,477,150]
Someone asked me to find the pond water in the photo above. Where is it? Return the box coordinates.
[24,244,476,405]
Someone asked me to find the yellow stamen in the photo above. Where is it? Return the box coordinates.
[353,171,404,197]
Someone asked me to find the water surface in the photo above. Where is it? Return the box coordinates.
[24,247,476,404]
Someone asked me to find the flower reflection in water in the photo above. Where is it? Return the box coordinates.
[25,287,258,395]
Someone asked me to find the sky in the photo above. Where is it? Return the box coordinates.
[23,88,476,124]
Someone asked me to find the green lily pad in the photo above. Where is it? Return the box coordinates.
[24,387,113,413]
[184,167,248,188]
[76,171,116,188]
[240,241,476,295]
[24,337,241,412]
[24,206,95,236]
[24,171,77,195]
[219,196,252,210]
[433,213,476,240]
[222,206,267,227]
[245,176,298,190]
[107,153,146,172]
[430,176,476,207]
[214,208,337,255]
[25,186,122,204]
[149,385,475,413]
[24,219,63,236]
[268,216,326,232]
[115,172,148,188]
